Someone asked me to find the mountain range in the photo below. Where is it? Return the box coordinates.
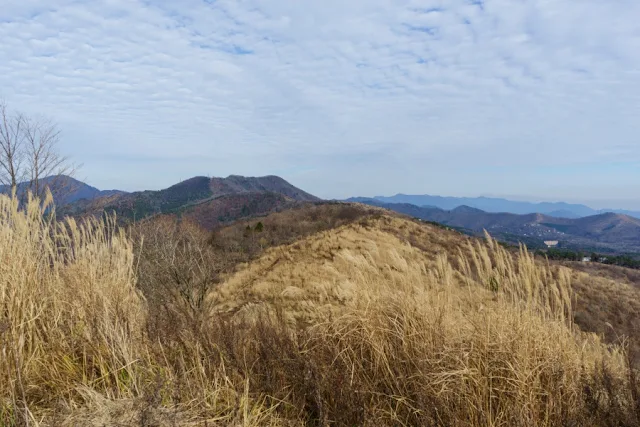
[59,174,319,229]
[351,198,640,254]
[351,194,640,219]
[4,175,640,253]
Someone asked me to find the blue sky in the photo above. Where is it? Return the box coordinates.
[1,0,640,209]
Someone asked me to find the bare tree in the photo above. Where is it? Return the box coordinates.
[22,115,76,200]
[0,100,25,194]
[0,100,77,201]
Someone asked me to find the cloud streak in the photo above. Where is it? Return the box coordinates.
[1,0,639,206]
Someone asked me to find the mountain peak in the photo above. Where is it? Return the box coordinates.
[167,176,210,189]
[61,174,321,228]
[0,175,127,205]
[210,175,319,202]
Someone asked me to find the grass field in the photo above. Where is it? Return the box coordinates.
[1,194,639,426]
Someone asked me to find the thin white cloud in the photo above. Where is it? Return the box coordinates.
[1,0,639,206]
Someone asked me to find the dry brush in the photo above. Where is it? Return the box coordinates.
[1,196,639,426]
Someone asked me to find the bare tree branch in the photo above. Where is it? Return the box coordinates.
[0,101,26,194]
[23,115,78,201]
[0,100,78,202]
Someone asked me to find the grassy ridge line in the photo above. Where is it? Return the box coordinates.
[1,194,639,425]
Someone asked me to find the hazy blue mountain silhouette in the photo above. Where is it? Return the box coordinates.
[346,194,640,219]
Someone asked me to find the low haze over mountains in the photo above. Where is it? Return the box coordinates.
[351,199,640,254]
[348,194,640,219]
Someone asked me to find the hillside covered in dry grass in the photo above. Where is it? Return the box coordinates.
[2,195,640,426]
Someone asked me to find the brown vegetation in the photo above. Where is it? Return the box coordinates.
[132,203,381,312]
[2,196,640,426]
[179,192,298,230]
[562,261,640,288]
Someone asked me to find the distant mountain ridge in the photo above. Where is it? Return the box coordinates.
[347,194,640,219]
[0,175,126,205]
[351,198,640,254]
[61,174,321,228]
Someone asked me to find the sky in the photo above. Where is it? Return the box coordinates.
[1,0,639,209]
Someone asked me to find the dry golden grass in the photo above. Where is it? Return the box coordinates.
[0,194,276,426]
[0,192,146,424]
[1,195,639,426]
[569,269,640,368]
[203,216,639,425]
